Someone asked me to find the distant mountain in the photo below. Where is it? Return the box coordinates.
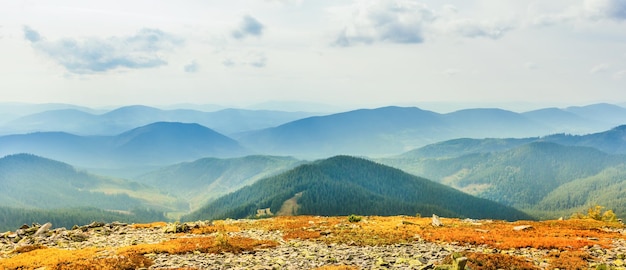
[1,105,318,135]
[522,108,606,134]
[396,138,537,159]
[136,155,303,210]
[183,156,532,221]
[0,122,249,168]
[564,103,626,126]
[542,125,626,154]
[237,106,555,157]
[380,142,626,218]
[442,108,542,138]
[0,154,184,212]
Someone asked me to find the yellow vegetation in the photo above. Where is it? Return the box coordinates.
[0,247,152,270]
[118,235,277,256]
[131,221,168,228]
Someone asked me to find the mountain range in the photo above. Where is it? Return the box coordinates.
[0,104,318,136]
[237,103,626,157]
[0,122,249,168]
[2,102,626,224]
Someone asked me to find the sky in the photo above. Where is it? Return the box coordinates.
[1,0,625,111]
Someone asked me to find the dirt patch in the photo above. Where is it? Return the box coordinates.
[277,192,303,216]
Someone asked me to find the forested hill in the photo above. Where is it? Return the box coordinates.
[380,142,626,218]
[183,156,532,222]
[136,155,303,210]
[0,153,184,212]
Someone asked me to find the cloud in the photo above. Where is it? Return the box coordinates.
[333,1,517,47]
[232,15,265,39]
[221,52,267,68]
[441,19,514,39]
[525,62,538,70]
[23,27,183,74]
[23,26,42,42]
[184,60,199,73]
[248,52,267,68]
[333,0,435,46]
[443,68,460,76]
[585,0,626,20]
[590,63,611,74]
[222,59,236,67]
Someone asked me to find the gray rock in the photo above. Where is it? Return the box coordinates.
[432,214,443,227]
[34,222,52,236]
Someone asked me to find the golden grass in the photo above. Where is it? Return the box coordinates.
[131,221,168,228]
[118,235,278,256]
[0,247,152,270]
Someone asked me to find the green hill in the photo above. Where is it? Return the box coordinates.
[0,153,185,212]
[183,156,532,221]
[135,155,303,210]
[381,142,626,218]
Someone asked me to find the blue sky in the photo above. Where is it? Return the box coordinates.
[1,0,625,111]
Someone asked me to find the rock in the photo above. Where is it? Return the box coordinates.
[19,224,29,230]
[34,223,52,236]
[513,225,533,231]
[432,214,443,227]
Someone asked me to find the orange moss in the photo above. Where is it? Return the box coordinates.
[283,230,322,241]
[190,222,241,234]
[131,221,168,228]
[0,247,152,270]
[460,252,539,270]
[118,235,277,256]
[546,250,592,269]
[420,219,624,250]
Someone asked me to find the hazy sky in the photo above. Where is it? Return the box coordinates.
[1,0,625,110]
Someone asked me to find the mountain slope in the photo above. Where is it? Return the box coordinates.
[381,142,626,212]
[542,125,626,154]
[183,156,532,221]
[237,106,451,157]
[0,122,249,168]
[533,165,626,217]
[136,155,303,210]
[0,154,184,211]
[111,122,248,165]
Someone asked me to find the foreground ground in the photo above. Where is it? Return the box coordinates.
[1,215,626,269]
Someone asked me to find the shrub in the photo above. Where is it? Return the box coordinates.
[348,215,362,223]
[571,205,619,222]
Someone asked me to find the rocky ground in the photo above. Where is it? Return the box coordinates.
[1,216,626,269]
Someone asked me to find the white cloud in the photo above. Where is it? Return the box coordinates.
[525,62,538,70]
[440,19,514,39]
[220,52,267,68]
[232,15,265,39]
[23,27,183,74]
[590,63,611,74]
[333,0,435,46]
[585,0,626,21]
[184,60,199,73]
